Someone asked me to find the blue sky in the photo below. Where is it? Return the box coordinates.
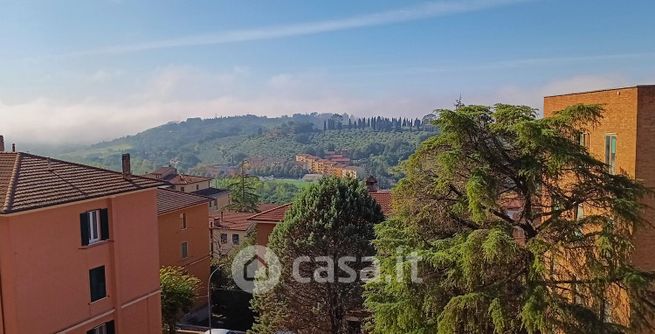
[1,0,654,144]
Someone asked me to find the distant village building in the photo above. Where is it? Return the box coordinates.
[295,153,363,179]
[144,166,229,213]
[302,173,324,182]
[0,147,164,333]
[156,188,212,306]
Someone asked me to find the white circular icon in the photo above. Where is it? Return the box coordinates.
[231,245,281,294]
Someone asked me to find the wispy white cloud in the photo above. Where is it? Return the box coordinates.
[62,0,530,57]
[334,51,655,76]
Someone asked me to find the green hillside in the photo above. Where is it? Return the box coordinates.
[57,113,436,187]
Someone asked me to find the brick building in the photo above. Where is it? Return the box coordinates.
[544,85,655,326]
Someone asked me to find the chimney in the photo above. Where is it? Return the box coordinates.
[11,144,16,152]
[121,153,132,179]
[366,176,379,192]
[0,136,4,152]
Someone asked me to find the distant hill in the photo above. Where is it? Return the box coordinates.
[56,113,437,187]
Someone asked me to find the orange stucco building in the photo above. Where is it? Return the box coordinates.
[0,149,164,334]
[157,189,212,305]
[544,85,655,326]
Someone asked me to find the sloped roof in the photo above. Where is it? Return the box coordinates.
[167,174,212,185]
[370,191,392,215]
[213,203,278,231]
[0,152,165,214]
[157,188,212,215]
[247,204,292,223]
[247,192,393,223]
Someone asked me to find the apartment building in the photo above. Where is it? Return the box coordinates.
[295,154,361,178]
[543,85,655,326]
[0,147,163,334]
[145,166,229,213]
[210,204,277,256]
[157,189,212,305]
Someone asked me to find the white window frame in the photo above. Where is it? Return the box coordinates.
[605,134,617,174]
[89,324,107,334]
[88,210,101,245]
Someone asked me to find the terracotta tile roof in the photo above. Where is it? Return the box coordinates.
[143,167,212,185]
[167,174,212,185]
[248,203,292,223]
[212,203,278,231]
[370,191,392,215]
[247,192,393,223]
[0,152,166,214]
[157,188,212,215]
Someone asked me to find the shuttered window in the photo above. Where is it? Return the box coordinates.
[81,209,109,246]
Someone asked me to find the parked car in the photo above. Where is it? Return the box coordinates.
[204,329,246,334]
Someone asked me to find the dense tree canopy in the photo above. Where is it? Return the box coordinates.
[251,177,385,333]
[365,104,655,333]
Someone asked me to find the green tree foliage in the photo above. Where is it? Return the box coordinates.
[160,266,201,334]
[226,162,261,213]
[365,104,655,333]
[56,114,434,184]
[251,177,385,333]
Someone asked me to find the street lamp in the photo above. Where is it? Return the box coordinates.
[208,265,222,330]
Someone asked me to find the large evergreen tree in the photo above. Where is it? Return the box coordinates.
[251,177,385,333]
[365,104,655,333]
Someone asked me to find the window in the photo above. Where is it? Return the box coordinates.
[577,132,589,148]
[180,213,187,229]
[87,321,114,334]
[605,134,617,174]
[89,266,107,302]
[232,234,240,245]
[576,205,584,220]
[81,209,109,246]
[196,185,200,190]
[181,242,189,258]
[180,186,185,192]
[220,233,228,244]
[88,211,101,243]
